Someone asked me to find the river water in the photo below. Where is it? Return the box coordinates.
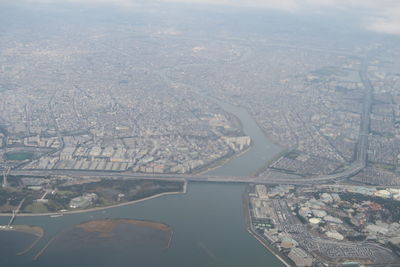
[0,100,284,267]
[207,97,282,176]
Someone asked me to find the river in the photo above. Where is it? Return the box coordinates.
[206,97,283,176]
[0,100,285,267]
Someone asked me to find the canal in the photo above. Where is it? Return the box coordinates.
[0,100,285,267]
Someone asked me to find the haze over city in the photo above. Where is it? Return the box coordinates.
[1,0,400,266]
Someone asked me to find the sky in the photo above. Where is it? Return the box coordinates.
[6,0,400,35]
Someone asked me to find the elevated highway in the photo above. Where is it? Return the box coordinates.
[8,59,373,186]
[8,162,365,185]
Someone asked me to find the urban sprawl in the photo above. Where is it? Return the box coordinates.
[1,17,400,266]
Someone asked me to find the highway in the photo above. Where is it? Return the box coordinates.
[8,161,365,185]
[357,59,374,167]
[8,59,373,186]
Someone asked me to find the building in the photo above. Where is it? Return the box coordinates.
[69,193,98,209]
[255,184,269,199]
[222,136,251,151]
[288,247,313,267]
[60,147,76,160]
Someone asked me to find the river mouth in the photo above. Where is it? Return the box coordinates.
[0,183,285,267]
[0,95,285,267]
[0,74,285,267]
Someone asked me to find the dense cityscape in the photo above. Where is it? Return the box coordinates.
[1,0,400,266]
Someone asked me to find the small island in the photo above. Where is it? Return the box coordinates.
[35,218,174,262]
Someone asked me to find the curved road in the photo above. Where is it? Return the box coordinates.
[10,59,373,185]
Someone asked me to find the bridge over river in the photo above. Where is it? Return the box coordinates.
[8,58,373,186]
[5,56,375,192]
[9,165,361,186]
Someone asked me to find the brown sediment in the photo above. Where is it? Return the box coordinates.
[77,219,172,236]
[34,218,173,260]
[4,225,44,237]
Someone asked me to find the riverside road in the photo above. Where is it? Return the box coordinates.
[9,59,373,186]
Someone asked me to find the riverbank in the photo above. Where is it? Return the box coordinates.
[196,145,251,175]
[0,224,44,237]
[193,94,252,176]
[242,186,293,267]
[212,95,285,149]
[0,180,187,217]
[222,99,288,177]
[0,183,285,267]
[254,147,291,177]
[204,95,285,177]
[246,228,292,267]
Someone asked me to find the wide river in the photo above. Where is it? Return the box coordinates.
[0,100,284,267]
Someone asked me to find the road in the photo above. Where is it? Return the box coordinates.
[8,162,365,185]
[357,59,373,167]
[8,59,373,186]
[7,198,25,227]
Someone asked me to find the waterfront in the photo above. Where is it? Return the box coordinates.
[0,183,284,267]
[0,99,284,267]
[206,97,283,177]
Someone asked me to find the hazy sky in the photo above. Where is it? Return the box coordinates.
[7,0,400,35]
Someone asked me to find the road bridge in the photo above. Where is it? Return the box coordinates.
[7,198,25,227]
[7,59,374,187]
[8,166,360,185]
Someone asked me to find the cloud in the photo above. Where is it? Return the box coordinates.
[5,0,400,35]
[20,0,136,7]
[366,8,400,35]
[159,0,301,12]
[161,0,400,35]
[157,0,389,12]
